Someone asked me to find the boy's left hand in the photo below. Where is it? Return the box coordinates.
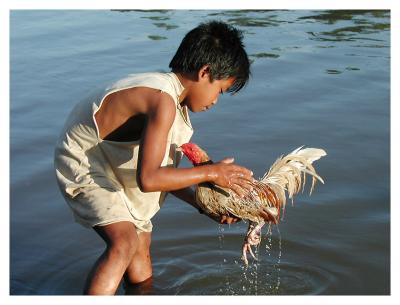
[203,211,241,224]
[219,214,241,224]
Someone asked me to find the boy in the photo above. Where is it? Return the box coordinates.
[54,20,271,295]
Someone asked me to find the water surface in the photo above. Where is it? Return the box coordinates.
[10,10,390,295]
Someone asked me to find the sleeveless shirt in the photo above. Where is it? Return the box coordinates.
[54,72,193,231]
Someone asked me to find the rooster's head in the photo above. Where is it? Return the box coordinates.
[179,143,210,165]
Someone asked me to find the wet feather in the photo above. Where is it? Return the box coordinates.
[180,143,326,264]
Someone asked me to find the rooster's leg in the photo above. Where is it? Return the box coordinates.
[241,221,265,265]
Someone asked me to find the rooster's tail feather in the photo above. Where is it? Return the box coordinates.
[257,147,326,211]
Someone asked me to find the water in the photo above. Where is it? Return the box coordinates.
[10,10,390,295]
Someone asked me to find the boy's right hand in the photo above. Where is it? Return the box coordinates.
[211,157,255,198]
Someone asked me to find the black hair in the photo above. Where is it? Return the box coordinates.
[169,20,250,93]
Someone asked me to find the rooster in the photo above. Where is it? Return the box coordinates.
[179,143,326,265]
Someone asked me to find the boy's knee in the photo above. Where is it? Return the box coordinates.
[108,237,137,260]
[124,255,153,285]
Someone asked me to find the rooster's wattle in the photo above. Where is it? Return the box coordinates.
[179,143,326,265]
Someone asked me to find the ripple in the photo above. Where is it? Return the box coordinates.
[326,69,342,74]
[11,9,390,295]
[152,22,179,30]
[227,16,281,27]
[148,35,167,41]
[298,10,389,24]
[152,258,337,295]
[272,262,335,294]
[141,16,171,21]
[250,52,280,59]
[150,230,340,295]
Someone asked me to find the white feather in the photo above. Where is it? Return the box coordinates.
[257,147,327,210]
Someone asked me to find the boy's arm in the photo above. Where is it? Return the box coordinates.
[136,92,253,196]
[170,187,240,224]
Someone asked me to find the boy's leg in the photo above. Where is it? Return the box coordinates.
[83,221,139,295]
[124,276,153,295]
[123,231,152,284]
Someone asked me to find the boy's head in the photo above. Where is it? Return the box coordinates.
[169,20,250,94]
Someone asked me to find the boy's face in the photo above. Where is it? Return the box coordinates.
[183,69,236,113]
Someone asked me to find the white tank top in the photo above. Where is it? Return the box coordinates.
[54,72,194,222]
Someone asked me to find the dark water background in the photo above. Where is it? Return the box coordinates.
[10,10,390,295]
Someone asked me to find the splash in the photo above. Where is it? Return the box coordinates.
[218,223,283,295]
[241,224,282,295]
[265,224,282,292]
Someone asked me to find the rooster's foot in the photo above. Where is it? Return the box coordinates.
[241,222,264,265]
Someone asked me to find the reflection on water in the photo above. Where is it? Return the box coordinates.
[308,25,390,43]
[298,10,389,24]
[10,9,390,295]
[141,16,171,21]
[152,22,179,30]
[227,16,282,27]
[323,23,390,36]
[326,69,342,74]
[301,10,390,43]
[148,35,167,41]
[250,52,280,59]
[112,9,170,14]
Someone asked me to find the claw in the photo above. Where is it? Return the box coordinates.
[242,244,249,265]
[242,243,258,265]
[241,222,265,265]
[247,243,257,260]
[246,222,264,246]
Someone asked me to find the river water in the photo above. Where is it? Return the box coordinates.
[10,9,390,295]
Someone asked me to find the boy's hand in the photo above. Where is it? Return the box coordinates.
[202,210,241,224]
[211,157,254,198]
[219,214,241,224]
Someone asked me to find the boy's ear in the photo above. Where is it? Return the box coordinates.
[198,65,211,80]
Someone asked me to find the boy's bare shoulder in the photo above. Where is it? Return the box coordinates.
[122,87,177,133]
[95,86,176,141]
[98,86,175,120]
[122,86,176,114]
